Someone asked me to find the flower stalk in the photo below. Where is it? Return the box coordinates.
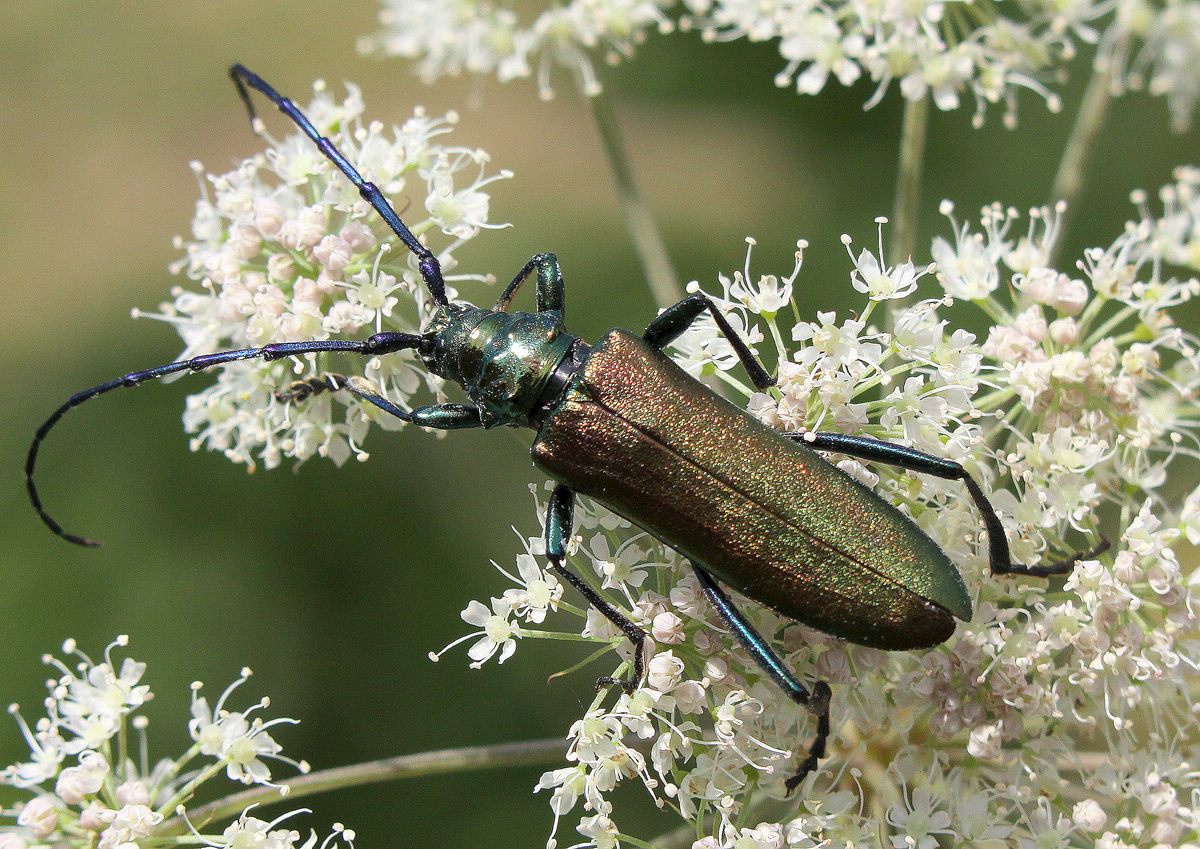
[1048,65,1115,265]
[888,94,930,328]
[589,86,683,308]
[163,738,567,834]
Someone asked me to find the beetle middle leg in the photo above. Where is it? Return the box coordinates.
[793,431,1109,577]
[643,294,774,390]
[544,484,647,693]
[277,373,484,429]
[692,567,832,793]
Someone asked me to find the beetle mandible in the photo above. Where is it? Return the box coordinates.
[26,65,1107,790]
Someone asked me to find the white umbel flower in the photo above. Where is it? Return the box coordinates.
[1,639,344,849]
[144,80,511,472]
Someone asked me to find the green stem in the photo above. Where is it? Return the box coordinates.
[972,386,1017,413]
[156,760,226,819]
[589,88,683,308]
[518,628,612,643]
[1048,64,1114,266]
[1083,303,1136,349]
[710,366,754,399]
[887,95,930,331]
[159,738,567,834]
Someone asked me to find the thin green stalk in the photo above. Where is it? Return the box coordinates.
[159,738,567,834]
[1083,303,1136,349]
[888,95,930,331]
[589,88,683,308]
[1048,65,1114,266]
[156,761,226,819]
[518,628,612,643]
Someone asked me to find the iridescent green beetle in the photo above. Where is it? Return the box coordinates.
[26,66,1105,790]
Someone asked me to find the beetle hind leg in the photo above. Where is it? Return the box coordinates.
[794,431,1109,578]
[545,484,647,693]
[692,566,832,793]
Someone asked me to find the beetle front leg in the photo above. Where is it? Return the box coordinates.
[692,567,831,793]
[494,253,564,319]
[544,484,647,693]
[643,294,774,390]
[277,373,483,429]
[793,431,1109,577]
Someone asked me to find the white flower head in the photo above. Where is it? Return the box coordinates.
[148,81,510,472]
[2,639,335,849]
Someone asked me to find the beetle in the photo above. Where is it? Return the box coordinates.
[26,65,1105,790]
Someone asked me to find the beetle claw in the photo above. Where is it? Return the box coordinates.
[785,756,818,796]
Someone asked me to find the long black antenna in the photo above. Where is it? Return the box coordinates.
[228,64,449,305]
[27,333,422,546]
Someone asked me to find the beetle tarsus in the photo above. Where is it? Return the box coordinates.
[595,668,641,695]
[785,682,831,795]
[275,374,348,403]
[993,535,1112,578]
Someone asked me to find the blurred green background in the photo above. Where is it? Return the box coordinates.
[1,3,1196,846]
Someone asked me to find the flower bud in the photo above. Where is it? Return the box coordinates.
[651,612,686,645]
[1013,305,1048,342]
[1072,799,1107,831]
[80,802,113,831]
[115,781,150,806]
[253,198,286,237]
[647,651,685,692]
[967,723,1002,759]
[56,764,105,804]
[1052,277,1089,315]
[1048,317,1078,345]
[17,796,58,839]
[673,681,707,714]
[267,252,297,283]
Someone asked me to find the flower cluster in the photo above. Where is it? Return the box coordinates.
[682,0,1077,127]
[358,0,676,100]
[145,79,511,470]
[362,0,1200,127]
[429,171,1199,848]
[0,637,349,849]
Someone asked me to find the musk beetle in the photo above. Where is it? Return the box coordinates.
[26,65,1106,789]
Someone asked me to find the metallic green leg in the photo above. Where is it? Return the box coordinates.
[545,483,646,693]
[493,253,564,319]
[794,431,1109,577]
[278,373,482,429]
[643,294,773,390]
[692,566,831,792]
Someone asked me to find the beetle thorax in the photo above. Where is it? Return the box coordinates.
[422,304,577,428]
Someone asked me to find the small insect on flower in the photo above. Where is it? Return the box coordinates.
[25,66,1106,795]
